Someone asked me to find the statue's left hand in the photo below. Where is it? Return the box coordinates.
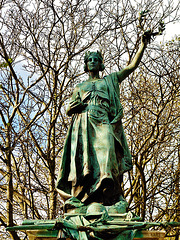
[142,30,153,45]
[141,21,165,45]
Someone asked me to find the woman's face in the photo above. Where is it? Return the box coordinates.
[87,53,101,72]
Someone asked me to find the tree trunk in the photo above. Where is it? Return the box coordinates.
[175,146,180,240]
[49,71,58,219]
[49,114,57,219]
[6,125,13,227]
[6,126,21,240]
[49,170,57,219]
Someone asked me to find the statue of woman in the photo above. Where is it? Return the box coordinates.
[56,36,148,206]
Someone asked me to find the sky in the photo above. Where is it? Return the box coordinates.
[160,21,180,41]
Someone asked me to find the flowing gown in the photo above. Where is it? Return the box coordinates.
[56,72,132,205]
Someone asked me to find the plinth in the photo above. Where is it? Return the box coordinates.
[25,229,166,240]
[7,212,178,240]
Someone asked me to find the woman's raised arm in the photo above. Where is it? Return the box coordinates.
[116,35,148,83]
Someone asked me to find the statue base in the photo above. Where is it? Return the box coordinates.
[6,200,179,240]
[25,229,166,240]
[134,230,165,240]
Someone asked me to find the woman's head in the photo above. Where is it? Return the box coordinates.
[84,51,105,72]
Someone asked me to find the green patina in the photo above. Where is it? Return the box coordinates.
[7,217,179,239]
[56,71,132,206]
[56,36,147,205]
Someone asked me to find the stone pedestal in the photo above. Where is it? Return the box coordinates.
[134,230,165,240]
[26,230,58,240]
[26,230,166,240]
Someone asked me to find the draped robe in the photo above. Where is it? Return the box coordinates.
[56,72,132,205]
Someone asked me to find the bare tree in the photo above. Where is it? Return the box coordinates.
[0,0,179,239]
[121,36,179,237]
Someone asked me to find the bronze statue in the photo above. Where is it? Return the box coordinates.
[56,33,153,207]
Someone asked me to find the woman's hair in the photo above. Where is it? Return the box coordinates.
[84,51,105,72]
